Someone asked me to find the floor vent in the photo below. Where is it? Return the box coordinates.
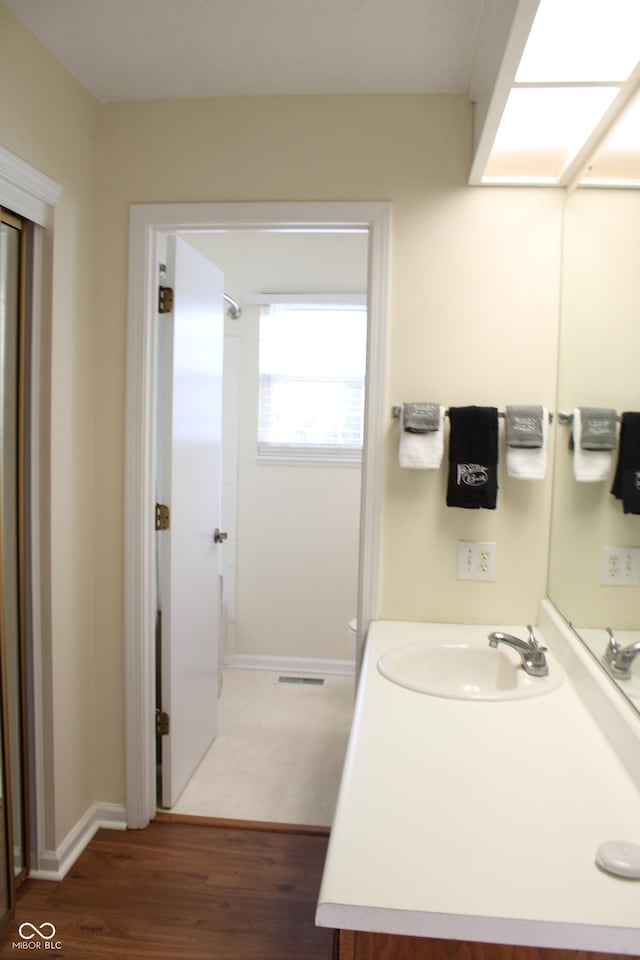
[277,676,325,686]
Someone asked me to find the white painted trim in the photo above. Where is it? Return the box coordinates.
[0,145,61,226]
[28,226,49,873]
[468,0,540,185]
[223,653,355,677]
[125,207,159,831]
[125,201,390,829]
[353,204,391,677]
[31,803,127,881]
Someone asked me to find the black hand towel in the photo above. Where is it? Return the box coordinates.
[611,412,640,514]
[446,406,499,509]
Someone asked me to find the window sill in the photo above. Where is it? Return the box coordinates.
[256,454,362,467]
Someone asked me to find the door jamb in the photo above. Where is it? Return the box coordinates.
[125,201,391,829]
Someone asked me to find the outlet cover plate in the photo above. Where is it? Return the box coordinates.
[600,546,640,586]
[457,541,497,582]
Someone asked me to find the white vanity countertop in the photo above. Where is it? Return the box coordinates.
[316,619,640,955]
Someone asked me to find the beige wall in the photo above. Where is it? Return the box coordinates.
[383,188,561,623]
[0,3,98,845]
[95,94,562,808]
[1,0,565,835]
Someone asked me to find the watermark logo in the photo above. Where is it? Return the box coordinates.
[12,922,62,951]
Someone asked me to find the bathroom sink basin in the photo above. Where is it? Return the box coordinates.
[377,639,563,701]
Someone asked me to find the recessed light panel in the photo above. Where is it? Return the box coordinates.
[580,87,640,184]
[516,0,640,83]
[483,86,619,181]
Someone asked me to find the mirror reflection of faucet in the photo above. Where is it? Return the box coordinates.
[487,625,549,676]
[603,627,640,680]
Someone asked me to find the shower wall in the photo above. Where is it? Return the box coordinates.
[185,231,368,665]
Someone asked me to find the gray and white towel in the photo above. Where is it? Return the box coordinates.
[505,405,544,448]
[401,402,441,433]
[399,403,444,469]
[505,405,548,480]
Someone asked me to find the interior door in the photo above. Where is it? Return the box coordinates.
[158,235,224,809]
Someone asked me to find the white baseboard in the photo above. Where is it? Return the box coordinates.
[31,802,127,881]
[222,652,355,676]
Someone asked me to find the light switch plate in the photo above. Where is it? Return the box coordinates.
[456,541,496,582]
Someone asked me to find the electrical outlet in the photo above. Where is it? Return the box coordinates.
[600,546,640,586]
[456,541,496,582]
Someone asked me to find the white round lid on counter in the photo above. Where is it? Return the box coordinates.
[596,841,640,879]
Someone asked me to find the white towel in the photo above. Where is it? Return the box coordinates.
[506,408,548,480]
[399,404,444,469]
[572,408,613,481]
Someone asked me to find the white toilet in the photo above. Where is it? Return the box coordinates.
[347,618,357,658]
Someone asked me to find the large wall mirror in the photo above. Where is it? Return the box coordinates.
[548,188,640,707]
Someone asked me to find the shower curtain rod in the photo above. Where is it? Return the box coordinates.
[224,293,241,319]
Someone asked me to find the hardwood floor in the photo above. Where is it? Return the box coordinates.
[0,816,334,959]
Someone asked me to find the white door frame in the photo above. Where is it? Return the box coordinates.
[125,201,391,829]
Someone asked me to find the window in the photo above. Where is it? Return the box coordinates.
[258,301,367,461]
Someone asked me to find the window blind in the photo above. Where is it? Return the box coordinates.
[258,303,367,462]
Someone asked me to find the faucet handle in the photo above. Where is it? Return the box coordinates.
[527,625,547,652]
[605,626,620,654]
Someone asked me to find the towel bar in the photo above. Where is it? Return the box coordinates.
[557,411,621,424]
[391,406,554,422]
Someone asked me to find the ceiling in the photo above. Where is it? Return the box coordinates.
[4,0,487,103]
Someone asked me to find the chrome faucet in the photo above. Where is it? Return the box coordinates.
[603,627,640,680]
[487,625,549,677]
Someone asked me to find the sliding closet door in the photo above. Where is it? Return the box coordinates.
[0,208,30,925]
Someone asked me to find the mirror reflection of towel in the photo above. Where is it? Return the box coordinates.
[579,407,617,450]
[572,408,613,481]
[611,412,640,514]
[446,406,499,509]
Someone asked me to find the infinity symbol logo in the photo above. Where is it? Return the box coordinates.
[18,921,56,941]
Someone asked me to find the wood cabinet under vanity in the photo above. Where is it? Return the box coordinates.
[333,930,630,959]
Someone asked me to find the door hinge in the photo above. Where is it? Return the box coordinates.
[155,503,170,531]
[158,285,174,313]
[156,709,170,736]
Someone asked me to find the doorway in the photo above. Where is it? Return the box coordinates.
[183,230,368,670]
[125,201,391,830]
[159,229,368,822]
